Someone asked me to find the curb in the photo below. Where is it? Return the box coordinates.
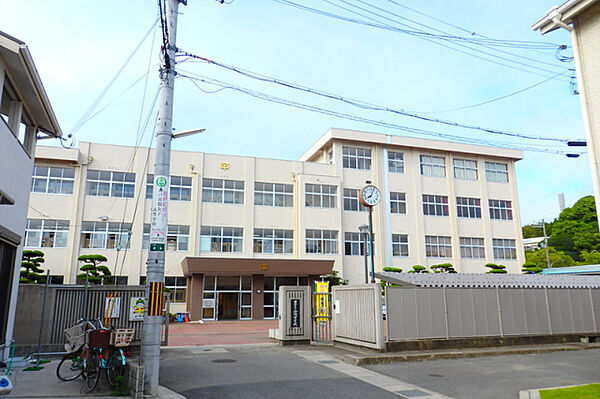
[332,343,600,366]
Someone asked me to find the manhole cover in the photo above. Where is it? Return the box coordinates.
[211,359,237,364]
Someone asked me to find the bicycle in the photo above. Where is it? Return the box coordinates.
[56,318,99,382]
[84,323,134,392]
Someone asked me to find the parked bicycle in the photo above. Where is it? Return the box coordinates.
[56,318,98,382]
[84,322,134,392]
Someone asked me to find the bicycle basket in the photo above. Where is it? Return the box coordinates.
[63,324,86,353]
[88,329,111,348]
[110,329,135,347]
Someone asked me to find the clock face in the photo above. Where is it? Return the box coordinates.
[360,185,381,207]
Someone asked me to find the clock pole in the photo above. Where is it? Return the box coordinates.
[368,206,375,283]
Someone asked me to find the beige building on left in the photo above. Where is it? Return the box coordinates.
[26,128,525,319]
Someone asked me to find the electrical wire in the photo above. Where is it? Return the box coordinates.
[406,69,570,114]
[179,71,583,155]
[69,18,159,141]
[274,0,570,81]
[176,51,568,143]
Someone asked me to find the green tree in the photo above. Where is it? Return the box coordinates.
[323,269,348,286]
[430,263,456,273]
[579,250,600,265]
[408,265,429,273]
[522,261,543,274]
[485,263,507,274]
[20,250,46,284]
[548,196,600,260]
[382,267,403,273]
[525,247,576,269]
[77,254,113,285]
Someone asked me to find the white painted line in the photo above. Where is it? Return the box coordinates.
[294,350,454,399]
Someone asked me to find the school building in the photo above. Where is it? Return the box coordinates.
[26,128,525,320]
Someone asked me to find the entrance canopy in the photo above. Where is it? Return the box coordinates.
[182,257,334,277]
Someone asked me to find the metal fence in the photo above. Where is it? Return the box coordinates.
[332,285,384,350]
[386,286,600,341]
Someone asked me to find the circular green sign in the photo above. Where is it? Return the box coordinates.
[155,176,167,187]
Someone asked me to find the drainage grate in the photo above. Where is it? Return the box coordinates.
[211,359,237,364]
[317,360,339,364]
[394,389,432,398]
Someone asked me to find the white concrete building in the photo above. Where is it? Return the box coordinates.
[0,31,62,353]
[27,128,525,317]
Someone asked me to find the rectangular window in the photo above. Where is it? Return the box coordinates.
[425,235,452,258]
[343,188,368,212]
[305,184,337,208]
[493,238,517,260]
[254,229,293,254]
[422,194,449,216]
[31,165,75,195]
[456,197,482,218]
[254,182,293,207]
[24,219,69,248]
[460,237,485,258]
[143,225,190,251]
[344,232,373,256]
[392,234,409,257]
[342,146,371,170]
[306,229,338,254]
[489,199,513,220]
[420,155,445,177]
[165,276,187,303]
[388,151,404,173]
[80,221,131,249]
[453,159,478,180]
[202,178,244,204]
[200,226,243,252]
[145,174,192,201]
[87,170,135,198]
[390,192,407,214]
[486,162,509,183]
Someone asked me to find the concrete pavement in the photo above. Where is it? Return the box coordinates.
[166,320,278,346]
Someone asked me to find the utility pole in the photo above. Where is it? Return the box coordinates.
[542,219,551,269]
[142,0,186,396]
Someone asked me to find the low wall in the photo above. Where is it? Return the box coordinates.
[386,286,600,341]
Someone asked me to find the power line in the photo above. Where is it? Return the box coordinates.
[179,71,583,155]
[274,0,570,81]
[176,51,569,143]
[406,69,570,114]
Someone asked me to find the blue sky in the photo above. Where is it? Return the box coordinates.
[2,0,590,225]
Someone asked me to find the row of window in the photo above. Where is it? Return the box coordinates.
[342,146,509,183]
[24,219,516,260]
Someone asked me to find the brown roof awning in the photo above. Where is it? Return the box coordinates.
[181,257,334,277]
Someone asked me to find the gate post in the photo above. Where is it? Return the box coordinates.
[270,286,311,344]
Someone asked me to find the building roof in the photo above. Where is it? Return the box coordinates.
[541,264,600,275]
[300,128,524,162]
[375,272,600,289]
[532,0,599,34]
[0,31,61,138]
[182,257,334,277]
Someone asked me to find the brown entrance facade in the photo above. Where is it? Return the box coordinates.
[182,257,334,321]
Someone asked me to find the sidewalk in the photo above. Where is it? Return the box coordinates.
[3,359,183,399]
[167,319,278,346]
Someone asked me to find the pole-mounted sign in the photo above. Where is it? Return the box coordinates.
[150,175,169,252]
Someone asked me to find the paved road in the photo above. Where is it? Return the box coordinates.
[160,345,444,399]
[365,348,600,398]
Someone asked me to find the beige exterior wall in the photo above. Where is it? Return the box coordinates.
[26,130,525,302]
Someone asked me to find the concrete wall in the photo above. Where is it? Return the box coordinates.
[386,286,600,341]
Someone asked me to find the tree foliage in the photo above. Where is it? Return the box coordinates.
[548,196,600,261]
[77,254,112,284]
[20,250,46,284]
[485,263,507,274]
[324,270,348,286]
[524,247,576,269]
[408,265,429,273]
[521,261,543,274]
[430,263,457,273]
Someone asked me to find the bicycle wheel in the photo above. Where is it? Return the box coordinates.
[106,349,124,387]
[56,350,84,381]
[85,351,100,392]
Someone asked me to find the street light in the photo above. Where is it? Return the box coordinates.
[171,128,206,139]
[359,224,369,284]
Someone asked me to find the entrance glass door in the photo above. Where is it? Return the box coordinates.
[218,292,239,320]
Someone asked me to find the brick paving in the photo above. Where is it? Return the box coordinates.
[166,320,278,346]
